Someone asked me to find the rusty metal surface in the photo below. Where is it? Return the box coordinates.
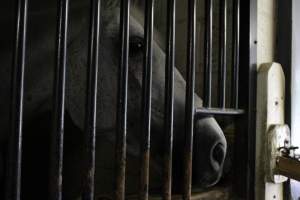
[183,0,196,199]
[140,0,154,199]
[162,0,176,199]
[82,0,101,199]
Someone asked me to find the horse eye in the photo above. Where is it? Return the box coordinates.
[129,36,144,56]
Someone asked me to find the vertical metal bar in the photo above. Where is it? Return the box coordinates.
[82,0,101,199]
[203,0,213,108]
[183,0,196,199]
[163,0,175,199]
[232,0,240,109]
[115,0,130,199]
[49,0,69,199]
[219,0,227,108]
[139,0,154,199]
[5,0,28,199]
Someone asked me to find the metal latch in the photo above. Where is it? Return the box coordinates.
[276,146,300,182]
[266,124,300,183]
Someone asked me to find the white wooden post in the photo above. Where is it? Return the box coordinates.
[256,62,285,200]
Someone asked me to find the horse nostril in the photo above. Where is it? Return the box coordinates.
[212,143,225,167]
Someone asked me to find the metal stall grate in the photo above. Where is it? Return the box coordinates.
[3,0,256,199]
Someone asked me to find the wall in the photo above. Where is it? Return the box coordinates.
[290,0,300,198]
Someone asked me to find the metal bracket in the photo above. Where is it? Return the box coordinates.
[266,124,290,183]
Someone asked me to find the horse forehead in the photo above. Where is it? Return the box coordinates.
[129,14,144,34]
[105,11,144,32]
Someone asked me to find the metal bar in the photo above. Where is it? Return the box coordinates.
[231,0,240,109]
[82,0,101,199]
[162,0,175,199]
[203,0,213,108]
[276,156,300,182]
[115,0,130,199]
[195,108,244,117]
[5,0,28,199]
[219,0,227,108]
[49,0,69,199]
[183,0,196,199]
[140,0,154,199]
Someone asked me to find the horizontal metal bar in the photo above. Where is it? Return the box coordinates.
[195,108,244,116]
[276,156,300,182]
[140,0,154,199]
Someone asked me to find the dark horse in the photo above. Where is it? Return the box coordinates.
[0,0,227,199]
